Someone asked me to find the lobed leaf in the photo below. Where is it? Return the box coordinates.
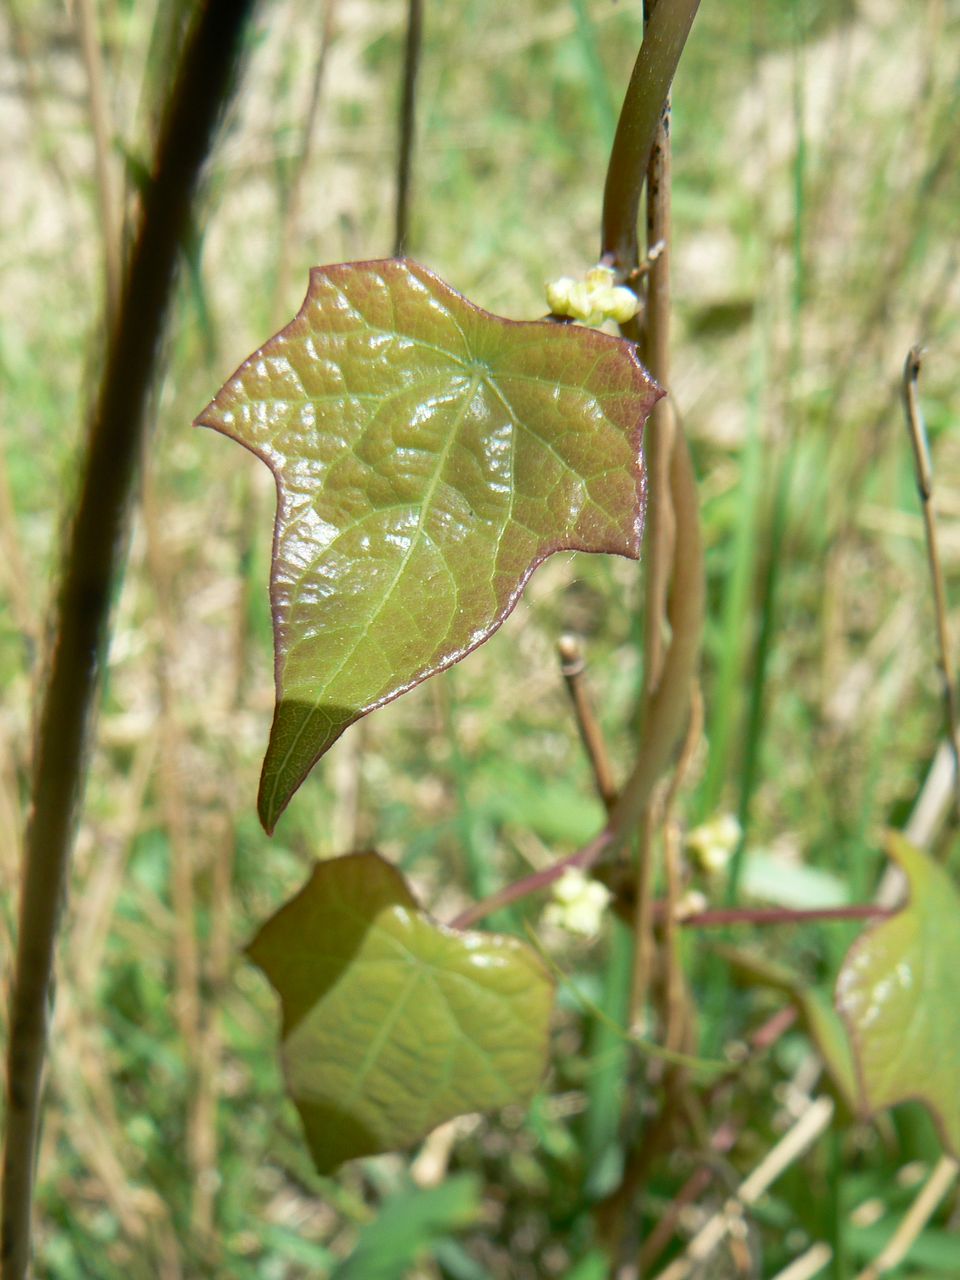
[247,852,554,1175]
[196,259,658,830]
[836,835,960,1155]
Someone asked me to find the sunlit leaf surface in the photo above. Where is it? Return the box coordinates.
[247,852,554,1175]
[197,259,657,830]
[836,835,960,1154]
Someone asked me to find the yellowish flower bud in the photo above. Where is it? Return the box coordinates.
[686,813,742,874]
[544,265,639,327]
[542,866,611,938]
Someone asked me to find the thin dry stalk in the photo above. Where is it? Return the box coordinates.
[557,635,618,812]
[70,735,156,995]
[140,469,219,1251]
[189,812,236,1243]
[410,1118,461,1189]
[902,345,960,823]
[274,0,338,316]
[190,529,247,1242]
[76,0,122,326]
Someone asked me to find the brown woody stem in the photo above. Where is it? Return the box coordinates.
[1,5,256,1273]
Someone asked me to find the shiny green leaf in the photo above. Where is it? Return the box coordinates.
[197,259,657,830]
[836,835,960,1154]
[247,852,554,1174]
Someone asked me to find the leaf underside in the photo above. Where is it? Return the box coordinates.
[836,835,960,1155]
[196,259,658,831]
[247,852,554,1175]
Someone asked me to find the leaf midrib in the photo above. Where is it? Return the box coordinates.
[266,372,489,809]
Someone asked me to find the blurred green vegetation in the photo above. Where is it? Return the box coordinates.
[1,0,959,1276]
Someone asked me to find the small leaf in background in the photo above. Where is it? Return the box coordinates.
[247,852,554,1174]
[836,834,960,1155]
[331,1175,482,1280]
[196,259,658,830]
[738,847,849,909]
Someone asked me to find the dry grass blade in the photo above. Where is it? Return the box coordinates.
[142,471,201,1057]
[855,1155,959,1280]
[902,345,960,825]
[75,0,121,325]
[771,1242,833,1280]
[274,0,338,317]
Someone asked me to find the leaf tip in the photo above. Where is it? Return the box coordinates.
[256,772,286,837]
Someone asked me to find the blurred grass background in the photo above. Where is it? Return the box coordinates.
[1,0,959,1276]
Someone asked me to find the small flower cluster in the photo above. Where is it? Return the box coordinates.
[545,264,639,327]
[543,866,611,939]
[685,813,742,874]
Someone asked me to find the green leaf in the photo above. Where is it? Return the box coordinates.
[331,1176,483,1280]
[196,259,657,830]
[739,848,849,909]
[800,987,859,1114]
[247,852,554,1174]
[836,835,960,1155]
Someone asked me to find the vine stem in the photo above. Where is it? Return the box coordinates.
[456,0,705,942]
[600,0,701,279]
[393,0,423,257]
[1,5,256,1274]
[451,427,702,936]
[452,855,888,933]
[629,0,677,1032]
[680,903,889,928]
